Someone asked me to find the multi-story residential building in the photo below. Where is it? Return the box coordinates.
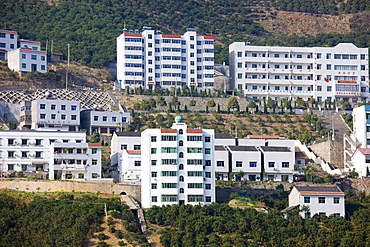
[0,29,18,61]
[117,27,214,91]
[0,130,101,180]
[344,105,370,177]
[80,109,130,135]
[111,116,215,208]
[214,135,296,182]
[288,186,345,218]
[20,97,80,131]
[110,131,141,169]
[229,42,369,103]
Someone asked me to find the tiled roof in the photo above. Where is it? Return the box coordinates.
[127,150,141,154]
[186,129,202,133]
[116,132,141,137]
[228,146,258,152]
[161,129,177,133]
[357,148,370,155]
[259,146,291,152]
[88,143,101,147]
[295,186,344,194]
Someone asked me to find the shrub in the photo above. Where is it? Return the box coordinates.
[97,233,107,241]
[115,230,124,239]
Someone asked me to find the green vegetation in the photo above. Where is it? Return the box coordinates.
[147,191,370,247]
[342,113,354,130]
[1,0,369,68]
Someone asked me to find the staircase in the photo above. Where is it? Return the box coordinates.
[313,110,351,140]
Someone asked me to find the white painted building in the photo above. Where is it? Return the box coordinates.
[214,135,296,182]
[288,186,345,218]
[20,97,80,131]
[117,27,214,91]
[110,131,141,169]
[8,39,47,73]
[344,105,370,176]
[229,42,369,103]
[0,130,101,181]
[80,109,130,135]
[0,29,18,61]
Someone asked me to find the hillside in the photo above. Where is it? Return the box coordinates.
[1,0,369,69]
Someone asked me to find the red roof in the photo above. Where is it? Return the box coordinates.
[127,150,141,154]
[0,30,17,34]
[161,129,177,133]
[338,80,357,84]
[19,49,47,54]
[88,143,102,147]
[20,40,41,44]
[162,34,181,38]
[203,36,214,40]
[357,148,370,155]
[124,33,142,37]
[247,135,281,139]
[186,129,202,133]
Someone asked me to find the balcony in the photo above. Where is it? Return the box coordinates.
[244,89,312,96]
[58,164,87,170]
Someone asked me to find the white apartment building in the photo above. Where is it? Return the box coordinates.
[80,109,130,135]
[0,130,101,180]
[20,97,80,131]
[0,29,18,60]
[230,42,369,103]
[344,105,370,176]
[117,27,214,91]
[288,186,345,218]
[8,47,47,73]
[214,136,296,182]
[110,131,141,169]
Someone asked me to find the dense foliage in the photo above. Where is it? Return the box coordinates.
[147,197,370,247]
[1,0,369,67]
[0,192,130,247]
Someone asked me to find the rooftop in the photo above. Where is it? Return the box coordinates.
[357,148,370,155]
[259,146,291,152]
[228,146,258,152]
[295,186,344,194]
[215,133,234,139]
[215,145,226,151]
[116,132,141,137]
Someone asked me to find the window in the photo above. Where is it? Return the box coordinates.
[333,197,340,204]
[268,162,275,168]
[205,136,210,142]
[236,161,243,167]
[317,64,322,69]
[41,56,45,61]
[205,148,211,154]
[179,176,184,182]
[134,145,141,150]
[40,104,46,109]
[51,114,56,119]
[152,196,157,202]
[121,145,127,150]
[205,160,211,166]
[327,86,332,92]
[304,197,310,203]
[22,164,28,171]
[35,139,42,146]
[61,105,66,110]
[217,161,224,167]
[162,147,177,153]
[0,33,5,38]
[151,183,157,189]
[318,197,325,203]
[326,64,331,70]
[134,161,141,166]
[326,53,331,59]
[282,162,289,168]
[205,172,211,178]
[179,188,184,193]
[187,159,202,165]
[71,105,77,111]
[179,129,183,135]
[162,195,178,202]
[188,183,203,189]
[317,53,322,59]
[206,196,212,202]
[237,51,242,57]
[92,148,97,154]
[92,160,98,165]
[22,54,26,59]
[103,116,107,121]
[151,172,157,177]
[8,151,14,158]
[187,171,203,177]
[151,160,157,166]
[161,171,177,176]
[35,151,42,158]
[31,55,37,60]
[187,136,202,141]
[237,62,242,68]
[205,184,211,190]
[179,152,184,158]
[179,140,183,146]
[317,86,322,91]
[21,151,28,157]
[361,54,366,60]
[71,115,77,120]
[22,63,26,69]
[162,136,177,141]
[40,114,46,119]
[179,164,184,170]
[151,148,157,154]
[249,162,257,167]
[8,164,14,170]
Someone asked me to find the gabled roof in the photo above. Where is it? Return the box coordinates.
[294,186,344,194]
[259,146,291,152]
[228,146,258,152]
[116,132,141,137]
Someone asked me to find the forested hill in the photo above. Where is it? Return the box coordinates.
[1,0,369,68]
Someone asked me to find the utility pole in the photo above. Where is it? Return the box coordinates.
[66,43,70,90]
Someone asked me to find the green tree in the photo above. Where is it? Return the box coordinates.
[189,99,196,107]
[90,132,100,143]
[227,96,239,111]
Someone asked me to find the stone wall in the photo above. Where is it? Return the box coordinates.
[0,179,141,201]
[310,140,343,168]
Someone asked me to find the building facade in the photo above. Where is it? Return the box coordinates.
[80,109,130,135]
[20,97,80,131]
[0,29,18,61]
[288,186,345,218]
[117,27,214,91]
[0,130,101,180]
[229,43,369,103]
